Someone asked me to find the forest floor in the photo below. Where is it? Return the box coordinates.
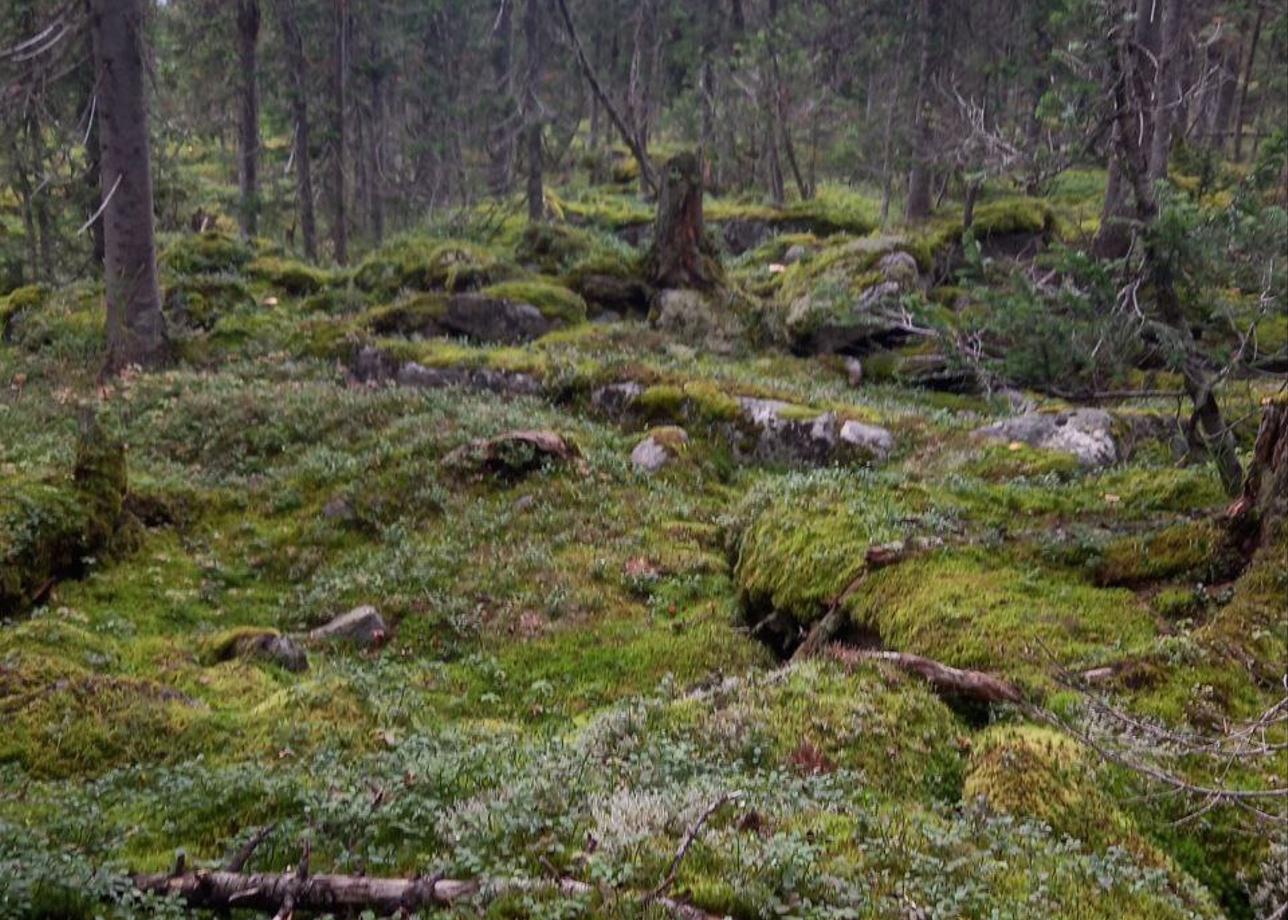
[1,159,1286,919]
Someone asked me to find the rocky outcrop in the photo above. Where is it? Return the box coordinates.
[442,430,585,480]
[349,346,539,397]
[974,409,1118,468]
[593,382,894,467]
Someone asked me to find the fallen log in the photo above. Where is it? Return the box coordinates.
[131,869,724,919]
[826,647,1023,704]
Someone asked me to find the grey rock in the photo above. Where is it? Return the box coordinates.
[322,496,355,521]
[352,345,398,384]
[975,408,1118,467]
[396,360,540,396]
[234,633,308,673]
[843,356,864,387]
[310,605,389,648]
[591,382,644,419]
[631,428,689,473]
[876,250,920,287]
[439,294,553,344]
[783,244,809,264]
[839,420,895,460]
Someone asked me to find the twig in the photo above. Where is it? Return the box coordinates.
[647,792,742,902]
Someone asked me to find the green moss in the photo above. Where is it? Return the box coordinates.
[163,275,254,329]
[0,421,125,615]
[0,284,45,335]
[514,223,595,274]
[481,280,588,325]
[729,470,908,624]
[247,257,336,295]
[1096,520,1232,587]
[362,294,448,337]
[964,725,1143,851]
[161,232,253,275]
[962,442,1083,482]
[353,237,518,296]
[1153,586,1202,618]
[636,381,741,427]
[1197,521,1288,684]
[846,549,1157,683]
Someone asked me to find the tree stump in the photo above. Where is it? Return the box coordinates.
[644,152,723,290]
[1230,397,1288,554]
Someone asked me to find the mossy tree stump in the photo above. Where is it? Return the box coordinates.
[644,152,723,291]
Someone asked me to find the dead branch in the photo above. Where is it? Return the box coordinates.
[648,792,741,903]
[827,646,1024,704]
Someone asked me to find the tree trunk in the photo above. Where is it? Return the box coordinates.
[1230,3,1263,162]
[366,0,385,243]
[1230,398,1288,552]
[278,0,318,261]
[236,0,261,239]
[89,0,168,374]
[905,0,941,221]
[645,152,722,290]
[331,0,350,265]
[1146,0,1184,186]
[489,0,517,196]
[523,0,544,222]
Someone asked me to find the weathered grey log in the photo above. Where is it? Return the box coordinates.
[132,869,724,919]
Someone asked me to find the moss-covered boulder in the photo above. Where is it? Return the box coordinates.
[247,257,337,295]
[163,275,255,330]
[964,725,1135,847]
[162,231,253,276]
[353,237,517,297]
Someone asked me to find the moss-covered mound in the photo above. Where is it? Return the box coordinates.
[162,231,254,276]
[353,237,518,297]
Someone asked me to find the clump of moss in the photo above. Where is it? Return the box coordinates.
[163,275,254,329]
[964,725,1133,847]
[728,470,908,625]
[481,280,587,325]
[362,294,448,337]
[963,442,1084,482]
[636,380,741,427]
[845,548,1156,683]
[247,257,337,295]
[162,232,253,275]
[0,284,45,338]
[353,237,517,296]
[1095,519,1234,587]
[514,223,596,274]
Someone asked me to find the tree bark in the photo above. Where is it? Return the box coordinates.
[366,0,385,243]
[523,0,544,222]
[331,0,350,265]
[236,0,261,239]
[1146,0,1184,186]
[278,0,318,261]
[489,0,517,196]
[1230,3,1263,162]
[645,151,721,290]
[89,0,168,374]
[905,0,941,221]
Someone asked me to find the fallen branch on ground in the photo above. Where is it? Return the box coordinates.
[826,646,1024,704]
